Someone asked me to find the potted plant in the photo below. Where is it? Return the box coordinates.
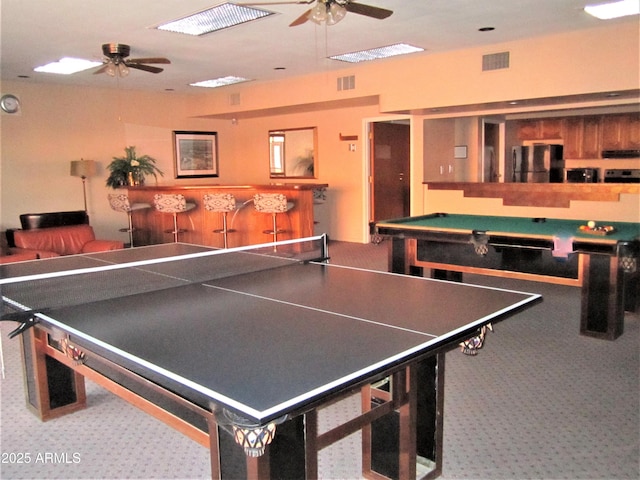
[106,146,164,188]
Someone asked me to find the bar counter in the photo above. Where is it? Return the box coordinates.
[425,182,639,208]
[127,184,327,248]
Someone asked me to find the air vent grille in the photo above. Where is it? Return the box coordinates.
[337,75,355,91]
[482,52,510,71]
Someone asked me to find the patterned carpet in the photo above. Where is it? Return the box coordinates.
[1,240,638,479]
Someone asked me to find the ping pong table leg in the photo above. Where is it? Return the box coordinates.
[363,354,444,480]
[208,420,222,479]
[19,326,87,421]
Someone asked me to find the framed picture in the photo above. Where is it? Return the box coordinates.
[173,131,219,178]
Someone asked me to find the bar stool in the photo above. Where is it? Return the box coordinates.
[203,193,236,248]
[107,193,151,247]
[153,194,196,243]
[253,193,294,244]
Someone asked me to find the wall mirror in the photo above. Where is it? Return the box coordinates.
[269,127,317,178]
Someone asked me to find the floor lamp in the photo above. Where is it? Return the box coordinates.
[70,159,97,212]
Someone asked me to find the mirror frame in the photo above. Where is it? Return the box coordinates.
[269,127,317,179]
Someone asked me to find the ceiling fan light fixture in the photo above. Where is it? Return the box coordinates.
[105,62,117,77]
[327,3,347,25]
[156,3,274,36]
[308,1,346,25]
[309,3,327,24]
[118,63,130,77]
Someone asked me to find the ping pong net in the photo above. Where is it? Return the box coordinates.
[1,234,328,339]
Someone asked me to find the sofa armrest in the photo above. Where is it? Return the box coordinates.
[8,247,60,259]
[81,240,125,253]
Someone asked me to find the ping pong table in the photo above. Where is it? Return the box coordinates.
[1,235,540,480]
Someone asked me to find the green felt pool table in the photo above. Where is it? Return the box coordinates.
[373,213,640,340]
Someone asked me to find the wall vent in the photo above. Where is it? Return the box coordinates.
[337,75,355,91]
[228,93,241,105]
[482,52,510,71]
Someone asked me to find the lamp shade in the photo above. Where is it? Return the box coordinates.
[70,159,97,178]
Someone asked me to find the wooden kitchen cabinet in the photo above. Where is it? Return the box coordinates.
[563,116,601,159]
[582,116,601,158]
[602,113,640,150]
[517,118,563,140]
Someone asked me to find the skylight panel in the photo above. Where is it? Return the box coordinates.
[330,43,424,63]
[34,57,103,75]
[190,76,251,88]
[584,0,639,19]
[156,3,274,36]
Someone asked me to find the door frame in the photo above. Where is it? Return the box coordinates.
[481,117,506,183]
[362,115,413,243]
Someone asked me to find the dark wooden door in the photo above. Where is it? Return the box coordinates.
[371,122,410,221]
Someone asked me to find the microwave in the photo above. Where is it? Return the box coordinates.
[565,168,599,183]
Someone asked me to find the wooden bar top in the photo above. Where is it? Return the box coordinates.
[130,183,328,191]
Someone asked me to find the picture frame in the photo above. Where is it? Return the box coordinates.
[173,131,219,178]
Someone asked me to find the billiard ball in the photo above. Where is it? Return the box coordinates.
[587,220,596,228]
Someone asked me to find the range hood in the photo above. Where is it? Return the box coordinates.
[601,149,640,158]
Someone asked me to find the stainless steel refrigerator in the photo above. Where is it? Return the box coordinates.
[511,144,564,183]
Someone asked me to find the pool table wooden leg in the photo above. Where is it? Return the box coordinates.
[390,238,424,276]
[580,254,624,340]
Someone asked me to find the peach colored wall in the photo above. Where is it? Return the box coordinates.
[1,21,638,244]
[0,81,382,242]
[0,83,224,241]
[189,22,639,117]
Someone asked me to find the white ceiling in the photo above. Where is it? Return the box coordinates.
[0,0,637,93]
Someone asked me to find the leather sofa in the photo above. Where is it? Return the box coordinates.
[3,211,124,261]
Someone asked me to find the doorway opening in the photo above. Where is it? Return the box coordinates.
[482,118,505,182]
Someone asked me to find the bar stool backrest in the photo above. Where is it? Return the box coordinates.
[253,193,289,213]
[154,194,188,213]
[204,193,236,212]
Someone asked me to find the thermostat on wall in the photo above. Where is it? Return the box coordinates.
[454,145,467,159]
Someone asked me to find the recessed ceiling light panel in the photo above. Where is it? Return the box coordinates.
[330,43,424,63]
[584,0,639,19]
[190,76,251,88]
[34,57,103,75]
[156,3,274,36]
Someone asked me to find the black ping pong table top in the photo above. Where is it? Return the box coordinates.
[1,242,541,425]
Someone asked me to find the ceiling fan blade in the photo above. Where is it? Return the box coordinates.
[237,1,313,5]
[93,63,109,75]
[345,2,393,20]
[128,57,171,65]
[289,8,312,26]
[127,63,164,74]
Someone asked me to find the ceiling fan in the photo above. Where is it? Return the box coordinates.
[241,0,393,27]
[94,43,171,77]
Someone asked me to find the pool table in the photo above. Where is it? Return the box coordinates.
[372,213,640,340]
